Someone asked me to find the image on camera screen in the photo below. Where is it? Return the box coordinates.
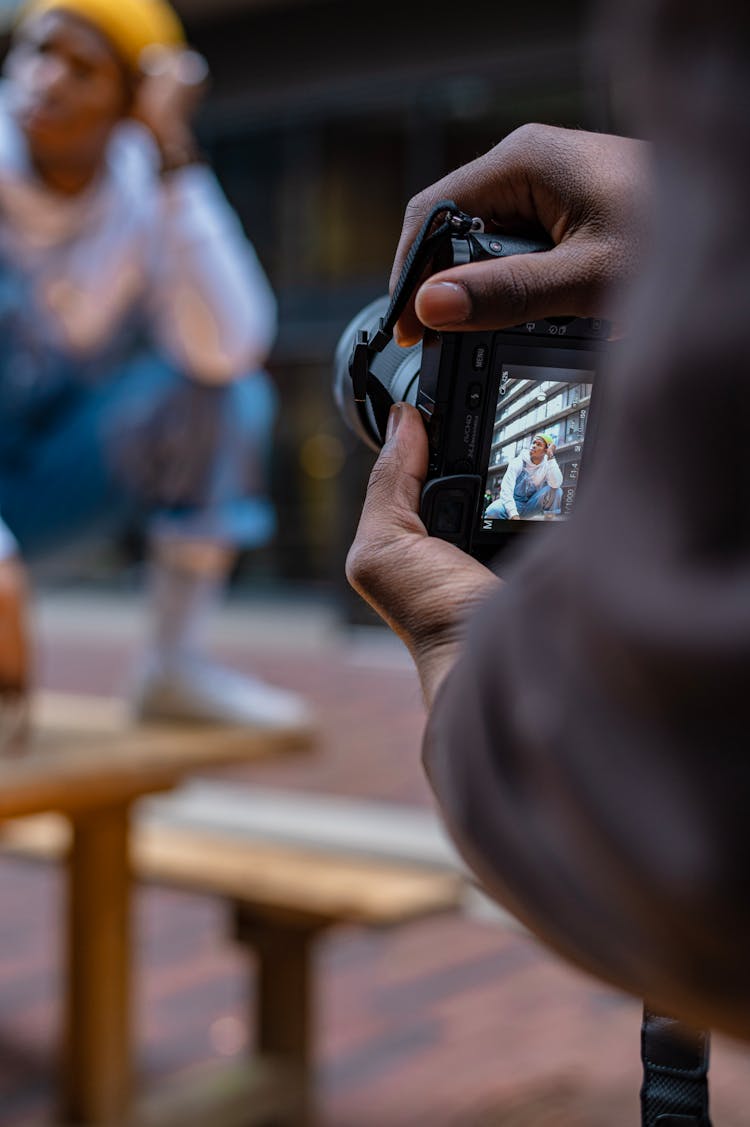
[481,363,595,527]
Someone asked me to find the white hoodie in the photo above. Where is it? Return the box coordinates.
[498,449,563,519]
[0,91,278,558]
[0,90,276,384]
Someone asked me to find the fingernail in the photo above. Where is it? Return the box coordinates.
[416,281,472,326]
[386,403,403,442]
[394,323,418,347]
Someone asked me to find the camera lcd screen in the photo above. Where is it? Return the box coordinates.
[480,362,595,529]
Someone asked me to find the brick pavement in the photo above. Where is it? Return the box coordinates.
[1,605,749,1125]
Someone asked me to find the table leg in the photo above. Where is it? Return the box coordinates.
[233,905,324,1124]
[61,802,132,1125]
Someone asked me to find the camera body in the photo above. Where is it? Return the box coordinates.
[335,224,609,563]
[416,232,608,562]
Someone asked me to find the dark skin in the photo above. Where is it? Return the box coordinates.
[391,124,649,345]
[348,125,651,705]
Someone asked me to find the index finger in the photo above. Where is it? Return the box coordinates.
[390,165,496,346]
[389,125,569,346]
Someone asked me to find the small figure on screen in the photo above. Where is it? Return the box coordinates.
[485,434,563,521]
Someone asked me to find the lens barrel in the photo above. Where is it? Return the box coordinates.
[333,296,423,451]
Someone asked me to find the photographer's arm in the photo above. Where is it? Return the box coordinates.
[390,124,650,343]
[350,349,750,1039]
[351,112,750,1036]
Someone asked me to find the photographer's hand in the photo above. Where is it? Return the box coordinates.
[391,124,650,344]
[347,403,501,705]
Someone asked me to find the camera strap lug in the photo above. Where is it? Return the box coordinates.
[449,213,484,235]
[348,200,476,396]
[350,319,394,403]
[350,331,371,403]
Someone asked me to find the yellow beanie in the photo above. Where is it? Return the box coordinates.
[20,0,186,70]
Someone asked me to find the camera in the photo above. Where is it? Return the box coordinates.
[334,212,609,563]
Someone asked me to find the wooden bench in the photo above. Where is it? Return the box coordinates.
[1,811,463,1124]
[0,691,319,1126]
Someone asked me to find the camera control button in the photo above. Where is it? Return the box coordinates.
[472,345,488,371]
[466,383,482,409]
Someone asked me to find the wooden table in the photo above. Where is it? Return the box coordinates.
[0,693,312,1126]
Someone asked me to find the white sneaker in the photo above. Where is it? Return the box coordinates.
[131,656,314,732]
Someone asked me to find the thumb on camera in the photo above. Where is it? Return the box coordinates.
[362,403,428,529]
[415,241,606,331]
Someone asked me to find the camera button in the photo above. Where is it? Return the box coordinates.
[466,383,482,409]
[472,345,488,371]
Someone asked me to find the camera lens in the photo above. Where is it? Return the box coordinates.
[333,296,422,451]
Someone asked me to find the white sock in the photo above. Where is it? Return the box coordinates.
[147,559,224,669]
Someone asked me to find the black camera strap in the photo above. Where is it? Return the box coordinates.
[641,1007,712,1126]
[349,199,477,405]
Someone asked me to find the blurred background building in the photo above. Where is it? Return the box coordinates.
[0,0,605,605]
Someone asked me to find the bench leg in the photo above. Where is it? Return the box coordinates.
[233,905,325,1124]
[62,803,133,1125]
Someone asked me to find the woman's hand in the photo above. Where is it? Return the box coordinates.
[0,557,30,755]
[391,123,650,344]
[132,47,208,172]
[346,404,501,705]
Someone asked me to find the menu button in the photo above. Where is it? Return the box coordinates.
[472,345,488,371]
